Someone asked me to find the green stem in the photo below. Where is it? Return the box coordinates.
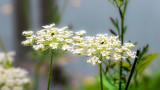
[47,51,54,90]
[118,7,124,90]
[125,50,140,90]
[99,63,103,90]
[0,36,10,68]
[99,55,103,90]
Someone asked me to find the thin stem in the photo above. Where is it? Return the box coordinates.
[99,54,103,90]
[125,50,140,90]
[99,63,103,90]
[118,7,124,90]
[47,51,54,90]
[0,36,10,68]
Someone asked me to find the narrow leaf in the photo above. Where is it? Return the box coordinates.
[109,29,117,36]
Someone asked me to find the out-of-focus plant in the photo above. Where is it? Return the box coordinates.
[106,0,158,90]
[0,37,30,90]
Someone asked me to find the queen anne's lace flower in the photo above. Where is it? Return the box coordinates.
[0,67,30,90]
[75,30,86,37]
[87,56,101,65]
[72,32,136,65]
[0,51,15,65]
[22,23,73,51]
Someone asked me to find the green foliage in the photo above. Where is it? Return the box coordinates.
[136,53,158,74]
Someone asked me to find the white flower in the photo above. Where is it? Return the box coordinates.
[65,39,73,44]
[22,23,73,52]
[0,51,15,65]
[113,53,121,60]
[22,31,33,37]
[62,45,72,51]
[73,36,84,43]
[33,44,44,51]
[124,43,134,49]
[42,23,55,28]
[87,56,101,65]
[72,48,84,55]
[72,32,136,65]
[0,67,30,90]
[126,51,136,59]
[75,30,86,36]
[87,48,96,56]
[49,43,58,49]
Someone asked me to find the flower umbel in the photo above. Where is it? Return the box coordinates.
[72,33,136,65]
[22,23,73,52]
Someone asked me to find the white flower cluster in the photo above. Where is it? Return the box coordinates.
[22,23,136,65]
[72,32,136,65]
[0,51,15,65]
[0,52,30,90]
[0,67,30,90]
[22,24,73,51]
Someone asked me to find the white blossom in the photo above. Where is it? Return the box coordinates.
[75,30,86,36]
[62,45,72,51]
[72,32,136,65]
[87,56,101,65]
[22,31,33,37]
[0,67,30,90]
[0,51,15,65]
[22,23,73,51]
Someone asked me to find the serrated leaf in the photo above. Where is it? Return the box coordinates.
[136,53,158,74]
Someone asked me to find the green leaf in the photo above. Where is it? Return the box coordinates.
[139,44,149,59]
[96,75,116,90]
[136,53,158,74]
[110,17,117,27]
[109,29,117,36]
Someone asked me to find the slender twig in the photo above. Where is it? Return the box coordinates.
[47,51,54,90]
[125,50,140,90]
